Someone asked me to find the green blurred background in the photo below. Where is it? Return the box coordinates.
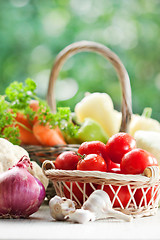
[0,0,160,120]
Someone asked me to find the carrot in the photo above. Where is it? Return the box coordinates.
[29,99,39,112]
[33,122,66,146]
[28,99,48,125]
[15,112,41,145]
[28,99,40,124]
[15,112,32,128]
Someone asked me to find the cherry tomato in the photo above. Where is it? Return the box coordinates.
[78,141,109,163]
[77,154,107,172]
[134,186,158,206]
[97,185,131,208]
[106,133,136,164]
[77,141,119,171]
[120,148,158,174]
[55,151,81,170]
[63,182,93,205]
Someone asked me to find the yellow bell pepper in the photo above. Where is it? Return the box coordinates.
[75,92,121,137]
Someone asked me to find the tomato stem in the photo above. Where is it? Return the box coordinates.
[76,152,86,159]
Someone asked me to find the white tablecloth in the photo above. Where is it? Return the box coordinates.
[0,205,160,240]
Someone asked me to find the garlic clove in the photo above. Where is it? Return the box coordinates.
[60,198,76,216]
[66,209,95,224]
[50,203,65,221]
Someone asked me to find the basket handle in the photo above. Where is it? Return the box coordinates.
[143,166,160,184]
[42,160,55,175]
[47,40,132,132]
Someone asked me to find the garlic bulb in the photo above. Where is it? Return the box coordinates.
[67,209,95,224]
[82,190,132,222]
[49,196,76,221]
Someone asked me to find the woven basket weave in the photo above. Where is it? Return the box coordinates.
[28,40,160,217]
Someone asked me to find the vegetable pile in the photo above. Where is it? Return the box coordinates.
[1,79,160,219]
[1,80,160,154]
[74,92,160,167]
[54,133,159,207]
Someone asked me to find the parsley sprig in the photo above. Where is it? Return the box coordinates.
[39,107,79,137]
[5,78,37,110]
[0,96,20,144]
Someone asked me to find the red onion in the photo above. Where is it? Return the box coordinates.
[0,156,45,218]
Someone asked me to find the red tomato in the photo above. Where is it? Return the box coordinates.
[106,133,136,164]
[78,141,109,164]
[77,154,107,172]
[55,151,81,170]
[77,141,119,171]
[63,182,93,205]
[120,148,158,174]
[134,186,158,206]
[97,185,131,208]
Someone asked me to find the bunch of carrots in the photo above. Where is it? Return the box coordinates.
[14,100,66,146]
[0,79,79,146]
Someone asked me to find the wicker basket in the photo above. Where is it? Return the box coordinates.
[42,161,160,218]
[29,40,160,217]
[23,144,80,164]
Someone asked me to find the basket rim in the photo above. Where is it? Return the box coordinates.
[42,162,160,186]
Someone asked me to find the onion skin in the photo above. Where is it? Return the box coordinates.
[0,157,46,218]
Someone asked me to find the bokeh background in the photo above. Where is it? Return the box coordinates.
[0,0,160,120]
